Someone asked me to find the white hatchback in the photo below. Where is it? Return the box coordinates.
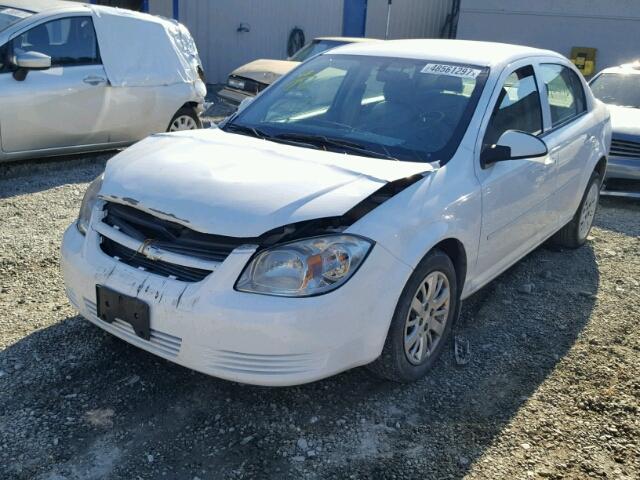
[61,40,611,386]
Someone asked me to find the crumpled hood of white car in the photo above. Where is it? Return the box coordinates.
[100,128,432,237]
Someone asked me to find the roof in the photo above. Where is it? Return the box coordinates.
[0,0,79,13]
[315,37,379,43]
[598,62,640,76]
[330,39,563,67]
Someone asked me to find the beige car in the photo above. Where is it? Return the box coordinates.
[218,36,377,106]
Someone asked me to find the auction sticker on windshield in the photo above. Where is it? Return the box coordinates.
[421,63,481,79]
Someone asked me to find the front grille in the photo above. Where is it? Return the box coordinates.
[100,202,245,282]
[101,237,212,282]
[228,75,269,94]
[610,139,640,158]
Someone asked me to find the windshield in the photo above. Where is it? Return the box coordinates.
[591,73,640,108]
[289,40,348,62]
[0,6,32,32]
[225,54,488,163]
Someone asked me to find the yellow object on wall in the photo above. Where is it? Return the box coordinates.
[570,47,597,77]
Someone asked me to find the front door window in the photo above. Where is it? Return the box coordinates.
[484,65,543,147]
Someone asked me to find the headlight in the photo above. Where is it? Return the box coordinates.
[76,174,103,235]
[236,235,373,297]
[228,77,245,90]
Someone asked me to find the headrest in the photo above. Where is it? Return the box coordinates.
[376,69,410,83]
[434,75,463,94]
[382,72,413,105]
[27,25,50,51]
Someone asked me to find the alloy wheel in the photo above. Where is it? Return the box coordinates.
[404,271,450,365]
[578,182,599,239]
[169,115,198,132]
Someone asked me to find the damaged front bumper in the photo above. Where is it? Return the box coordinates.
[61,222,411,386]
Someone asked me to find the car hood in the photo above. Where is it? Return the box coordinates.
[231,59,299,85]
[608,104,640,137]
[100,128,433,237]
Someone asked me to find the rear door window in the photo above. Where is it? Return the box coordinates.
[11,16,100,67]
[540,64,586,128]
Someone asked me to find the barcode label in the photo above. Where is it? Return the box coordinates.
[421,63,481,79]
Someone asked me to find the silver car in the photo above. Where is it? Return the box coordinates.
[0,1,206,162]
[590,62,640,198]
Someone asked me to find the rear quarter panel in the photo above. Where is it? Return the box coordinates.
[569,100,610,218]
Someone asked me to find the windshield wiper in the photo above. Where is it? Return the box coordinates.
[221,123,271,139]
[222,123,339,151]
[223,125,398,159]
[274,133,397,160]
[222,123,322,150]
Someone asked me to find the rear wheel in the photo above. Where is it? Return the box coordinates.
[552,172,600,249]
[167,107,201,132]
[368,249,458,382]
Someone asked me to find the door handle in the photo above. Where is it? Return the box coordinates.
[83,76,107,86]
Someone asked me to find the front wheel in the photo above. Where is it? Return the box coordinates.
[167,107,202,132]
[552,172,601,249]
[368,249,458,383]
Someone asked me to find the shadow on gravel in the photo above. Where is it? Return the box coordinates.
[1,243,600,479]
[596,197,640,236]
[0,153,112,200]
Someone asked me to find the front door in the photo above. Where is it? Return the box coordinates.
[474,63,557,286]
[0,16,109,153]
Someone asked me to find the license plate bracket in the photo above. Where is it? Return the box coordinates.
[96,285,150,340]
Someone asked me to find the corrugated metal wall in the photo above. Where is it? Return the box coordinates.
[149,0,455,83]
[365,0,453,39]
[457,0,640,72]
[166,0,343,83]
[149,0,172,18]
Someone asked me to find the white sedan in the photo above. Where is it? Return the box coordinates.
[0,1,206,162]
[61,40,611,386]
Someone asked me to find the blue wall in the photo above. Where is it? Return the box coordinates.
[342,0,367,37]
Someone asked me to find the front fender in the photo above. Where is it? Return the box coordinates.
[347,166,482,298]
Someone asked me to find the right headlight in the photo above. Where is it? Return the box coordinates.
[236,234,373,297]
[76,174,103,235]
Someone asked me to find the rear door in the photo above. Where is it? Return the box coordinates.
[537,63,593,225]
[0,15,109,153]
[473,62,557,286]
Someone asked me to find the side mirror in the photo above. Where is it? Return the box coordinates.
[12,51,51,81]
[481,130,548,168]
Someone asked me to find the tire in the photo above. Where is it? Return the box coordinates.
[167,106,202,132]
[551,172,601,249]
[368,249,458,383]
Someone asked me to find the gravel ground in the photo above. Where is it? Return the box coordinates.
[0,155,638,480]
